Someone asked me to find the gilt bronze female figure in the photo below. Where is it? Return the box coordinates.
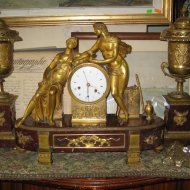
[16,37,78,128]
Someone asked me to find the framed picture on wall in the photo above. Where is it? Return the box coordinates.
[0,0,172,26]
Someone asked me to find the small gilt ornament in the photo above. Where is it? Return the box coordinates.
[144,100,154,121]
[144,135,158,145]
[0,111,5,127]
[16,131,33,147]
[174,110,188,126]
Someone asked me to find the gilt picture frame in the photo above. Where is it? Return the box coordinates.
[0,0,172,27]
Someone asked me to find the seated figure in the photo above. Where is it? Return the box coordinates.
[16,37,78,128]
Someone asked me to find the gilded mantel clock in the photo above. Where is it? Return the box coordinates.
[68,63,110,127]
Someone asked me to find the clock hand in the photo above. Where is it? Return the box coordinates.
[86,82,90,101]
[83,71,101,97]
[83,71,91,101]
[83,71,98,91]
[83,71,89,83]
[85,82,101,94]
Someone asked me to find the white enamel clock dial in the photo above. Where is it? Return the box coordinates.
[68,64,110,103]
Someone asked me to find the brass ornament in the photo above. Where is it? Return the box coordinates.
[144,100,154,121]
[0,131,15,140]
[124,85,140,118]
[135,74,145,113]
[144,135,158,145]
[16,131,33,146]
[0,18,22,101]
[0,111,5,127]
[72,104,106,119]
[38,131,52,164]
[38,131,50,150]
[174,110,188,126]
[128,131,140,165]
[38,152,52,165]
[57,135,120,148]
[160,8,190,99]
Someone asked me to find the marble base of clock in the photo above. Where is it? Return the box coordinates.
[15,114,165,165]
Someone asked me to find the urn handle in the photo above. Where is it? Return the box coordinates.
[161,62,175,79]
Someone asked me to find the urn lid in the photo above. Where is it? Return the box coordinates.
[0,19,22,42]
[160,8,190,41]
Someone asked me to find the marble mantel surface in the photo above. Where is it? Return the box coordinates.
[0,142,190,180]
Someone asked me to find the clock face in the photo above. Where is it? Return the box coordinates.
[69,64,110,103]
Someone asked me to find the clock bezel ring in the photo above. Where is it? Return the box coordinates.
[67,62,110,104]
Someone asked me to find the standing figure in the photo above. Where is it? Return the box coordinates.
[16,37,78,128]
[74,22,131,122]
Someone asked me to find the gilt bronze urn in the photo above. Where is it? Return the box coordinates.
[0,18,22,101]
[0,19,22,147]
[160,8,190,100]
[161,8,190,141]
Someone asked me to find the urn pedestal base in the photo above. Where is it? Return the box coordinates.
[0,94,17,147]
[15,115,164,165]
[163,95,190,141]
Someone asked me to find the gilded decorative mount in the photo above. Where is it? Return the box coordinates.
[160,8,190,100]
[0,18,22,101]
[144,100,154,122]
[173,110,189,127]
[55,135,120,148]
